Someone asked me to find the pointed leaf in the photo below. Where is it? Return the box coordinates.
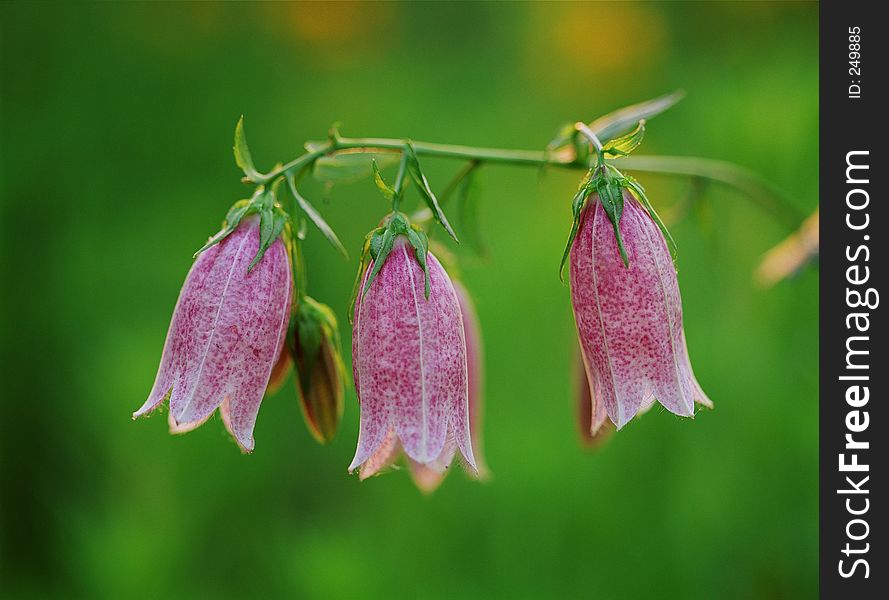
[457,167,487,257]
[233,116,260,180]
[404,142,458,242]
[588,90,684,142]
[603,120,645,158]
[372,159,395,200]
[285,172,348,258]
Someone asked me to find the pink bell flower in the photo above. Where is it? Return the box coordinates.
[349,237,477,481]
[570,191,711,429]
[134,216,293,452]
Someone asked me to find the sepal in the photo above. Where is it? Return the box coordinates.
[404,142,458,242]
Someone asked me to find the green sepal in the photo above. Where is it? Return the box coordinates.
[371,158,396,201]
[194,197,254,257]
[285,171,348,259]
[348,228,381,324]
[559,169,595,281]
[294,303,323,395]
[404,142,459,242]
[249,188,288,271]
[621,171,677,261]
[405,226,431,299]
[352,213,434,309]
[362,226,395,297]
[603,120,645,158]
[233,116,261,181]
[595,172,629,267]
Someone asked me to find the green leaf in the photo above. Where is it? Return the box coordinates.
[371,159,395,200]
[233,116,260,180]
[285,172,348,259]
[312,152,400,184]
[603,120,645,158]
[457,167,487,257]
[588,90,684,143]
[404,142,458,242]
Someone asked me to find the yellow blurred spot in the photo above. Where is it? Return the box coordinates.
[756,208,819,287]
[545,2,669,75]
[262,1,398,67]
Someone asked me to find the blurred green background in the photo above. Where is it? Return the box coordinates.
[1,2,817,598]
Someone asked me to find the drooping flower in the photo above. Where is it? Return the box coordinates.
[349,236,477,481]
[134,216,293,452]
[570,190,711,429]
[287,296,346,444]
[410,281,487,492]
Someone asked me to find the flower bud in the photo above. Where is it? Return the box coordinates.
[266,345,293,397]
[288,297,345,444]
[134,216,293,452]
[349,237,477,482]
[570,191,711,429]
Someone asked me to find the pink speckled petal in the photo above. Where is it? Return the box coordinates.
[216,240,292,453]
[570,193,708,429]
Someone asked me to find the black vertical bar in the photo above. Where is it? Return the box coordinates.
[820,1,885,597]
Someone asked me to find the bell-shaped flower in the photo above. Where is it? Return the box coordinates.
[349,236,477,481]
[134,216,293,452]
[569,190,711,429]
[410,281,487,492]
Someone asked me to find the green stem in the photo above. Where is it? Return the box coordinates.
[260,140,803,229]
